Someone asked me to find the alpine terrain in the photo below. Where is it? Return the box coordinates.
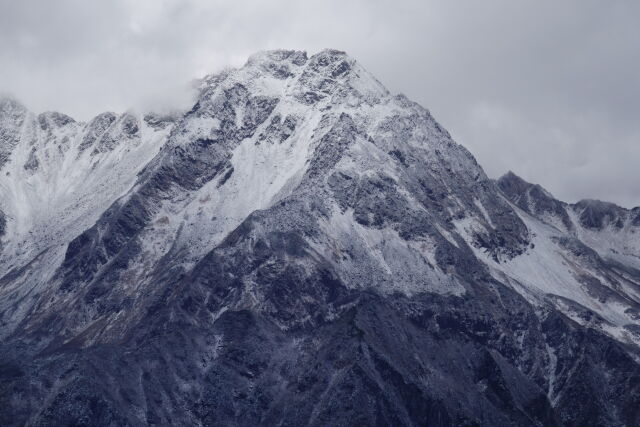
[1,49,639,426]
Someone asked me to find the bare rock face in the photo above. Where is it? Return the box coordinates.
[1,50,640,426]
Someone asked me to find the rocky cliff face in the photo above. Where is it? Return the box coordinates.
[1,50,639,426]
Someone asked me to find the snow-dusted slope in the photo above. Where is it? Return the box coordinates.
[0,101,171,270]
[498,171,640,270]
[1,50,639,426]
[4,49,522,343]
[0,99,172,335]
[492,172,640,346]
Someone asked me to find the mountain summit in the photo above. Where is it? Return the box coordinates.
[1,49,639,426]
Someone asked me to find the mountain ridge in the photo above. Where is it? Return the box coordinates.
[1,49,639,426]
[497,170,639,221]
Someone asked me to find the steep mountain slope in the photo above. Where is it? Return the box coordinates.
[0,98,172,338]
[468,172,640,347]
[1,50,639,426]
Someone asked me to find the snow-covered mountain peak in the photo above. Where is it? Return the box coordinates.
[245,49,308,69]
[2,50,640,426]
[0,96,27,116]
[0,97,30,169]
[573,198,630,230]
[0,105,171,279]
[195,48,389,115]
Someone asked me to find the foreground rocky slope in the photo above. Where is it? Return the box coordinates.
[1,49,639,426]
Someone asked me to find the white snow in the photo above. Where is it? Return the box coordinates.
[0,109,170,337]
[2,50,639,352]
[567,207,640,270]
[455,205,640,347]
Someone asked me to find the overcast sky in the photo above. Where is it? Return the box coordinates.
[1,0,639,207]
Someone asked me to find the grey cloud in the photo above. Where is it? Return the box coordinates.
[0,0,638,206]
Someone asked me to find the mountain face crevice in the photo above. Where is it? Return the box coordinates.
[1,49,639,426]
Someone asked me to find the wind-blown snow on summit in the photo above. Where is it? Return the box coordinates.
[1,50,639,426]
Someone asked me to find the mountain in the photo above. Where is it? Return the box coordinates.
[1,49,639,426]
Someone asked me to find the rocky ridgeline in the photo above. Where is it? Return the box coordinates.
[0,50,639,426]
